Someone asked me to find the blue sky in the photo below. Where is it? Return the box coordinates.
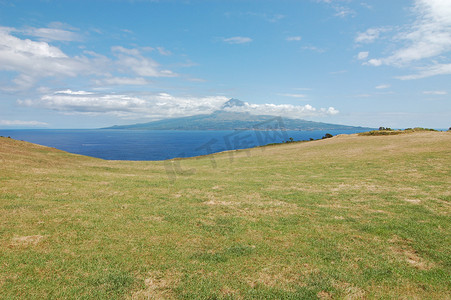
[0,0,450,129]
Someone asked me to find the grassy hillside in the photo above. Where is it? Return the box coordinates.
[0,132,450,299]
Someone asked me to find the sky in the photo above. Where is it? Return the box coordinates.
[0,0,450,129]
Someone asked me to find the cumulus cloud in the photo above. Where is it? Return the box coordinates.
[19,90,229,119]
[18,90,339,120]
[0,27,98,90]
[0,27,67,58]
[222,37,253,44]
[366,59,382,67]
[0,27,177,90]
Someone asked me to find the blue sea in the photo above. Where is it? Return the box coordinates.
[0,129,370,161]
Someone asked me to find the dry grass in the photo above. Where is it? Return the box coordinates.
[0,131,450,299]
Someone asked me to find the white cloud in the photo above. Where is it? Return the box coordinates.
[363,0,451,78]
[19,90,229,119]
[2,23,83,42]
[121,29,134,35]
[355,28,384,43]
[302,46,326,53]
[0,27,67,58]
[396,63,451,80]
[392,0,451,65]
[93,77,150,86]
[375,84,390,89]
[112,46,176,77]
[367,59,382,66]
[357,51,369,60]
[111,46,140,56]
[423,90,447,95]
[0,27,97,90]
[334,6,355,18]
[286,36,302,41]
[316,1,355,18]
[0,120,48,126]
[18,91,339,120]
[222,37,253,44]
[56,89,94,95]
[156,47,172,56]
[360,3,373,10]
[22,26,83,42]
[0,28,177,90]
[224,102,339,118]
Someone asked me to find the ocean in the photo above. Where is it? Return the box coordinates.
[0,129,370,161]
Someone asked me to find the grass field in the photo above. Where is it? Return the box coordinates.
[0,131,450,299]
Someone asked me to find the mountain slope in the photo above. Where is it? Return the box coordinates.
[105,99,371,131]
